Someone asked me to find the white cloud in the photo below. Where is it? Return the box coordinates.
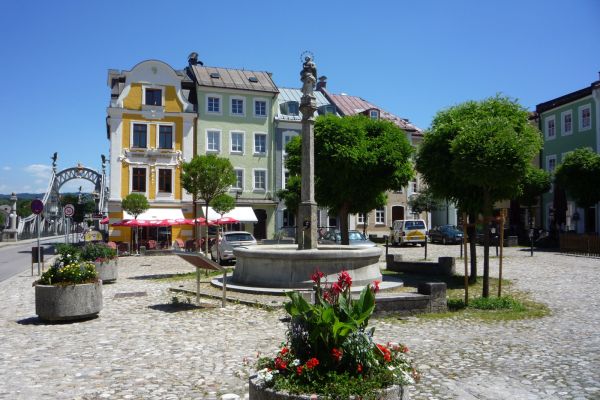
[2,166,11,171]
[24,164,52,180]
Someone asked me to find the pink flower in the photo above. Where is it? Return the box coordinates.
[337,270,352,289]
[311,268,325,284]
[372,280,380,293]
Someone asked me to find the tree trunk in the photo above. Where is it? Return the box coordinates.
[340,204,350,245]
[193,197,198,241]
[204,202,210,256]
[482,191,492,298]
[468,211,477,284]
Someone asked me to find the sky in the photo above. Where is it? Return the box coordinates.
[0,0,599,195]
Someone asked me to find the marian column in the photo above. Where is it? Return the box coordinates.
[298,56,318,250]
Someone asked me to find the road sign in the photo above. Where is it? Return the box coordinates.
[31,199,44,215]
[63,204,75,217]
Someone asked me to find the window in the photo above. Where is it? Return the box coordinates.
[233,169,244,190]
[231,97,245,116]
[375,207,385,224]
[283,209,295,227]
[158,169,172,193]
[562,111,573,135]
[253,169,266,190]
[546,155,556,172]
[283,171,290,189]
[254,133,267,154]
[132,124,147,148]
[132,168,146,192]
[206,95,221,114]
[207,130,221,152]
[357,213,365,225]
[145,88,162,106]
[370,110,379,120]
[580,105,591,130]
[254,99,267,117]
[158,125,173,149]
[545,116,556,139]
[230,132,244,153]
[282,132,296,155]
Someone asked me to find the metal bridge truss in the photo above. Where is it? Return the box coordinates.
[17,156,109,240]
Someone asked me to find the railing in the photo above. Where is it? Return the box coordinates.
[559,234,600,257]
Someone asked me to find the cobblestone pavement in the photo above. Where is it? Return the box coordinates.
[0,245,599,399]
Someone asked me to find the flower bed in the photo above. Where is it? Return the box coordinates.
[254,270,419,399]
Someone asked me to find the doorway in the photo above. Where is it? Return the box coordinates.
[391,206,405,222]
[254,209,267,240]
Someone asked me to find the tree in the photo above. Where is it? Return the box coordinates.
[555,147,600,212]
[408,187,441,225]
[210,193,236,261]
[61,194,94,224]
[286,115,414,245]
[121,193,149,254]
[181,155,236,255]
[276,174,301,242]
[416,95,542,297]
[17,200,32,218]
[517,165,551,227]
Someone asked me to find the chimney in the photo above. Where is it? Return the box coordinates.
[316,75,327,91]
[187,52,203,66]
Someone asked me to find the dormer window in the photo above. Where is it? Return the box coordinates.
[369,109,379,120]
[287,101,299,116]
[318,105,335,115]
[145,88,162,106]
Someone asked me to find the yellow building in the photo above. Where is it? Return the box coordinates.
[106,60,196,248]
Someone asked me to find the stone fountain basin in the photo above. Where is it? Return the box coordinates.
[232,244,382,289]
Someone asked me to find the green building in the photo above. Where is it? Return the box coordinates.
[536,74,600,233]
[187,55,279,240]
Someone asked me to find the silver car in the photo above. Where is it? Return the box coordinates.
[318,230,377,247]
[210,231,257,265]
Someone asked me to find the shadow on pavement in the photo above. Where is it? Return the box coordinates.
[16,315,99,325]
[148,303,216,313]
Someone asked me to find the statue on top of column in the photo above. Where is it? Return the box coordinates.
[300,56,317,97]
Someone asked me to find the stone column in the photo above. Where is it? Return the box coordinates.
[298,95,318,250]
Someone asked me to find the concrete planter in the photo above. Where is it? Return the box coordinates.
[249,375,409,399]
[93,259,118,283]
[35,281,103,321]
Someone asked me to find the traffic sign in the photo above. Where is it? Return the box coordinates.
[63,204,75,217]
[31,199,44,215]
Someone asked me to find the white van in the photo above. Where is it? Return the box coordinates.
[391,219,428,246]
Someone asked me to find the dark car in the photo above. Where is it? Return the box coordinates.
[318,230,376,247]
[429,225,464,245]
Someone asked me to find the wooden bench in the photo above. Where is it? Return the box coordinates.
[174,251,228,307]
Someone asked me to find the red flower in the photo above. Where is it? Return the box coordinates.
[372,280,380,293]
[311,268,325,283]
[296,366,303,375]
[376,344,392,362]
[337,270,352,289]
[305,357,319,369]
[402,345,409,353]
[331,282,343,294]
[331,348,343,362]
[275,357,287,370]
[280,346,289,356]
[357,363,363,373]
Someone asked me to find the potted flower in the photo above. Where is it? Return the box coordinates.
[81,242,118,283]
[251,270,419,399]
[34,245,102,321]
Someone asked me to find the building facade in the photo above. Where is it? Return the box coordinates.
[536,74,600,233]
[317,77,427,237]
[187,60,279,240]
[106,60,196,246]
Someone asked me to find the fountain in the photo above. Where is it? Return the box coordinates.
[230,56,383,290]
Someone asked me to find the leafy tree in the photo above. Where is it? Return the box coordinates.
[555,147,600,209]
[181,155,236,255]
[121,193,149,254]
[61,194,94,223]
[0,211,5,227]
[408,187,441,227]
[517,165,551,228]
[17,200,32,218]
[416,95,542,297]
[286,115,414,245]
[276,174,301,242]
[210,193,236,260]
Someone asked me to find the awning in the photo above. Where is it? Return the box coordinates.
[202,206,258,223]
[123,208,185,221]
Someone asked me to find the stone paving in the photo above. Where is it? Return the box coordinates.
[0,244,599,399]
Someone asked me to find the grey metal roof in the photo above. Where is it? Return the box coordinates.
[276,88,332,121]
[190,65,278,94]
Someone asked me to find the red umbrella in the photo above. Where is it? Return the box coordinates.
[100,217,110,225]
[112,219,152,227]
[211,216,239,225]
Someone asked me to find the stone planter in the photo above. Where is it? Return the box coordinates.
[35,281,103,321]
[94,259,118,283]
[249,375,409,400]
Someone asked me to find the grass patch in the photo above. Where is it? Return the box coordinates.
[152,268,233,282]
[382,270,550,322]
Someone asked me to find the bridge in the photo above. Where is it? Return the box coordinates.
[6,153,110,240]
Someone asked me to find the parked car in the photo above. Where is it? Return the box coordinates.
[390,219,428,246]
[429,225,464,244]
[318,230,376,247]
[210,231,257,265]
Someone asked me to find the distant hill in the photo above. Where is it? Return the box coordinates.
[0,193,45,200]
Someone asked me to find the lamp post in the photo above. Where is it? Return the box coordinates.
[528,213,534,257]
[92,190,100,230]
[572,211,580,233]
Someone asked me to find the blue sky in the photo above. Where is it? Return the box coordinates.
[1,0,599,195]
